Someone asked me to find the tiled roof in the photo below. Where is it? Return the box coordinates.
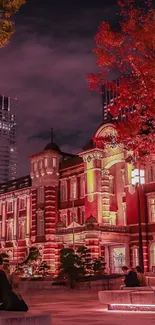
[59,156,83,170]
[0,175,31,194]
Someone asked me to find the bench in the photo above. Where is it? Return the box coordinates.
[98,290,155,310]
[0,313,52,325]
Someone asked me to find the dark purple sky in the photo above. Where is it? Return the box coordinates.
[0,0,117,177]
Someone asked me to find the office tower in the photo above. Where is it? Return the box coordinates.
[0,95,17,183]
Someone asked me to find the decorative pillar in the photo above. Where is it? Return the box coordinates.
[105,246,110,270]
[79,149,103,223]
[101,169,111,224]
[26,195,30,236]
[2,200,5,238]
[13,197,17,237]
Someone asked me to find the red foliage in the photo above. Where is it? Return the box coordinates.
[87,0,155,164]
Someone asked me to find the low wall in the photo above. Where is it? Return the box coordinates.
[19,276,124,292]
[19,281,52,292]
[98,290,155,305]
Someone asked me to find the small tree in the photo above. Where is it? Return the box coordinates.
[0,0,26,48]
[39,261,50,277]
[59,248,84,288]
[77,246,92,274]
[92,257,106,275]
[23,247,41,265]
[21,247,41,276]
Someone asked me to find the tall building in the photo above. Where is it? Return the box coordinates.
[0,122,154,274]
[0,95,17,183]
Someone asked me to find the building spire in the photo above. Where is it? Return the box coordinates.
[51,128,54,143]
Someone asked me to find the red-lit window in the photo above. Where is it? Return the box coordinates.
[70,178,77,200]
[37,186,44,204]
[60,182,67,202]
[80,175,85,198]
[7,201,13,213]
[37,210,44,236]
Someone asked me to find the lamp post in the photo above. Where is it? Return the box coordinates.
[131,168,145,273]
[72,198,75,251]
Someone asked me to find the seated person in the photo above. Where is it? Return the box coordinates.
[135,266,147,286]
[122,266,140,287]
[0,256,28,311]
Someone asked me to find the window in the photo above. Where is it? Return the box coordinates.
[34,162,37,171]
[37,210,44,236]
[62,214,67,227]
[60,182,67,202]
[19,198,25,210]
[80,175,85,198]
[7,221,13,241]
[53,157,57,168]
[131,169,145,185]
[71,210,77,223]
[39,160,42,169]
[148,166,154,182]
[37,186,44,204]
[7,201,13,213]
[19,220,26,239]
[151,243,155,270]
[70,178,77,200]
[44,158,48,168]
[149,198,155,222]
[79,208,85,225]
[0,222,2,239]
[109,175,114,194]
[132,246,139,268]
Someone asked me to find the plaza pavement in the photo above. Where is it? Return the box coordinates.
[22,289,155,325]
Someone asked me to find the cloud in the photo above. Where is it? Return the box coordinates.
[0,0,117,177]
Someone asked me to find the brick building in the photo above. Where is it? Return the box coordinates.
[0,122,155,274]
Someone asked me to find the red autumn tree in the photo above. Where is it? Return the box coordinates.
[87,0,155,164]
[0,0,27,48]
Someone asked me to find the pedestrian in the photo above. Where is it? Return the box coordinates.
[121,266,140,288]
[135,266,147,286]
[0,255,28,311]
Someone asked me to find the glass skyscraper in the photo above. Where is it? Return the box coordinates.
[0,96,17,183]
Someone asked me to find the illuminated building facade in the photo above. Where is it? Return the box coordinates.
[0,96,17,183]
[0,123,155,274]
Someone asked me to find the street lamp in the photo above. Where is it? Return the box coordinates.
[131,168,145,272]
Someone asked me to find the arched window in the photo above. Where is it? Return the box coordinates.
[80,175,85,198]
[79,208,85,225]
[7,220,13,241]
[60,181,67,202]
[70,178,77,200]
[19,219,26,240]
[109,175,114,194]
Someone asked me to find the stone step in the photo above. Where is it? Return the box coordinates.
[0,313,52,325]
[99,290,155,306]
[108,304,155,312]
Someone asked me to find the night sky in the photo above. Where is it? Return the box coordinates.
[0,0,117,177]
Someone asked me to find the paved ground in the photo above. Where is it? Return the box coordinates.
[21,289,155,325]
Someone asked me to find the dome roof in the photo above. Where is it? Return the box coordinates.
[85,215,97,224]
[44,142,61,152]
